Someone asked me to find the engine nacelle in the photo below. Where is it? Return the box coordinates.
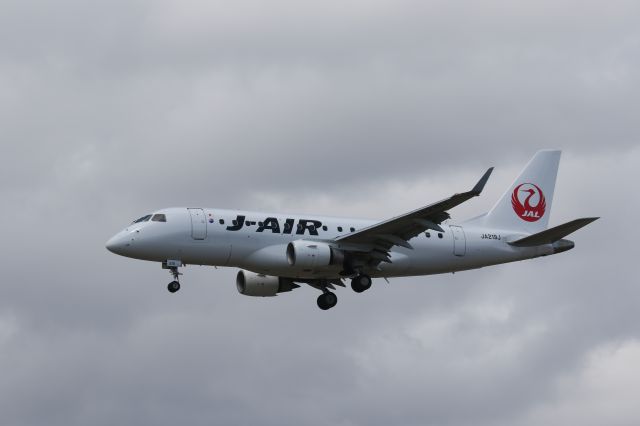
[236,270,298,297]
[286,240,344,270]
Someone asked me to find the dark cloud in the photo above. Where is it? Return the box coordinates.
[1,1,638,425]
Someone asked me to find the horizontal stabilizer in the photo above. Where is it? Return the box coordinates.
[508,217,599,247]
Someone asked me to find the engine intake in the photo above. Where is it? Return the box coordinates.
[286,240,344,270]
[236,270,299,297]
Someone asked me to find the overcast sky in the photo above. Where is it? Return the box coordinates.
[1,0,639,425]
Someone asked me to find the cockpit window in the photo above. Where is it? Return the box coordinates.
[152,214,167,222]
[132,214,152,224]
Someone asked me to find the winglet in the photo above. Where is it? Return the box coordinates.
[471,167,494,195]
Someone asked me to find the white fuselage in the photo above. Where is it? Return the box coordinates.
[106,207,554,279]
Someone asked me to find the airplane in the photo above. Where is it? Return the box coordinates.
[106,150,598,310]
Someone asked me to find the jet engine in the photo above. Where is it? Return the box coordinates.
[236,270,299,297]
[286,240,344,270]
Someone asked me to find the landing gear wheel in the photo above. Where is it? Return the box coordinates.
[317,292,338,310]
[167,280,181,293]
[163,261,183,294]
[351,274,372,293]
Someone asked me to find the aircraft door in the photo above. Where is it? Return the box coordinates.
[188,208,207,240]
[450,225,466,256]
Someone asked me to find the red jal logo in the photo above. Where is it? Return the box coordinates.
[511,183,546,222]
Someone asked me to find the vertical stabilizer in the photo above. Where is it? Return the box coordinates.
[482,150,561,233]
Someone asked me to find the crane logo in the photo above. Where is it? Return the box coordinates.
[512,183,546,222]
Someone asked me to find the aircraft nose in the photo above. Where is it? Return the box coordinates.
[105,233,128,255]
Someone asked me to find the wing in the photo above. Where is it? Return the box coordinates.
[332,168,493,266]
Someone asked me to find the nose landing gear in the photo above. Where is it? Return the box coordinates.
[168,280,180,293]
[162,260,183,293]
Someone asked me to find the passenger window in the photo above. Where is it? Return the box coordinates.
[426,232,431,238]
[438,233,443,239]
[337,226,343,232]
[350,227,355,232]
[151,214,167,222]
[322,226,328,231]
[219,219,225,225]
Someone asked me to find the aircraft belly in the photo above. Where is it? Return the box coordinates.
[179,241,231,265]
[374,251,412,276]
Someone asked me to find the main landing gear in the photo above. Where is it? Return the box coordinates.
[315,274,372,310]
[351,274,372,293]
[317,290,338,310]
[163,260,182,293]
